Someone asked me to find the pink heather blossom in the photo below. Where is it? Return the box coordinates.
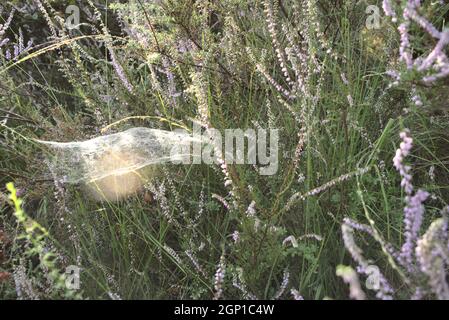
[273,269,290,299]
[393,130,430,269]
[343,218,374,236]
[411,86,423,106]
[108,48,134,93]
[246,201,256,217]
[411,95,423,106]
[418,30,449,72]
[347,95,354,107]
[398,22,413,69]
[405,5,441,39]
[393,130,414,195]
[386,69,400,81]
[282,235,298,248]
[232,230,240,243]
[341,73,349,85]
[386,1,449,84]
[400,189,429,268]
[0,8,15,39]
[382,0,397,22]
[213,255,226,300]
[291,289,304,300]
[0,38,9,48]
[423,67,449,83]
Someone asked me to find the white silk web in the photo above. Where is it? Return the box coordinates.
[40,127,201,183]
[38,127,201,201]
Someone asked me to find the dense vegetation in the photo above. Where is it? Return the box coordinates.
[0,0,448,300]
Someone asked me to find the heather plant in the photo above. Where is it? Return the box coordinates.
[4,183,80,299]
[340,129,449,299]
[335,1,449,300]
[0,0,448,300]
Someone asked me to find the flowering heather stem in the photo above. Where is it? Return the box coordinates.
[273,268,290,299]
[382,0,397,22]
[108,48,134,93]
[213,255,226,300]
[385,1,449,84]
[341,222,394,299]
[393,130,429,268]
[393,130,414,195]
[263,0,295,89]
[0,8,14,39]
[418,30,449,72]
[285,167,369,211]
[415,216,449,299]
[400,189,429,268]
[290,289,304,300]
[336,265,366,300]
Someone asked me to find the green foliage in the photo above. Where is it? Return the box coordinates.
[3,183,81,299]
[0,0,448,300]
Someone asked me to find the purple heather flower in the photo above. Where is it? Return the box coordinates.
[273,269,290,299]
[282,235,298,248]
[290,289,304,300]
[387,1,449,84]
[393,130,414,195]
[0,8,15,39]
[405,5,441,39]
[418,30,449,72]
[15,188,26,197]
[386,69,400,81]
[411,94,423,106]
[393,131,431,269]
[341,73,349,85]
[232,230,240,243]
[347,95,354,107]
[398,22,413,69]
[423,67,449,83]
[410,86,424,106]
[342,218,374,236]
[108,48,134,93]
[246,201,256,218]
[382,0,397,22]
[400,189,429,268]
[415,213,449,299]
[0,38,9,48]
[213,255,226,300]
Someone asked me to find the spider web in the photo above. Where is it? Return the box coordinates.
[39,127,201,184]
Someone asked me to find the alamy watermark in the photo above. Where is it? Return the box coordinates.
[64,2,385,30]
[365,265,380,291]
[65,265,81,290]
[65,5,80,30]
[366,5,381,30]
[171,123,279,176]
